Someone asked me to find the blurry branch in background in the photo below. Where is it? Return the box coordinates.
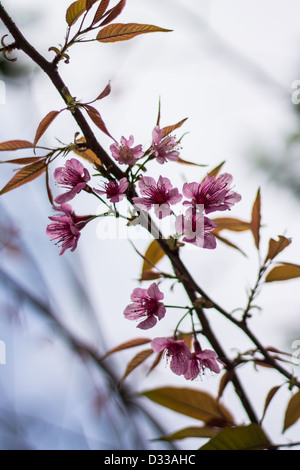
[0,202,174,449]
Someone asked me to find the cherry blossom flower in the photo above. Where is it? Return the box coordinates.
[184,346,222,380]
[94,177,129,203]
[175,207,217,249]
[183,173,241,214]
[110,136,144,165]
[54,158,91,205]
[151,337,192,375]
[123,282,166,330]
[150,125,180,164]
[46,204,93,255]
[133,176,182,219]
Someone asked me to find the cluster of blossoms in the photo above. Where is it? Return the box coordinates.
[151,336,222,380]
[46,125,241,379]
[123,282,222,379]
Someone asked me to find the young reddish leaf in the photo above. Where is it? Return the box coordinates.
[120,348,154,385]
[142,239,166,275]
[97,23,172,43]
[95,81,111,101]
[86,0,98,11]
[46,166,54,206]
[261,385,281,424]
[218,369,234,401]
[92,0,110,25]
[265,263,300,283]
[202,161,226,182]
[211,217,251,234]
[66,0,87,26]
[147,350,163,376]
[155,426,219,442]
[176,157,206,167]
[283,391,300,432]
[34,111,61,149]
[100,337,152,361]
[0,159,48,196]
[199,424,270,450]
[0,140,34,151]
[0,157,45,165]
[265,235,291,262]
[250,188,261,250]
[99,0,126,26]
[156,97,161,126]
[142,387,235,427]
[139,270,162,281]
[84,105,113,139]
[212,233,247,257]
[162,118,188,138]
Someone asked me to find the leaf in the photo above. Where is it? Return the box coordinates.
[261,386,281,424]
[34,111,61,149]
[142,387,235,427]
[120,348,153,385]
[147,350,163,376]
[211,217,251,234]
[202,161,225,182]
[283,391,300,432]
[86,0,98,11]
[0,157,45,165]
[0,159,48,196]
[92,0,111,25]
[250,188,261,250]
[66,0,87,26]
[199,424,270,450]
[84,105,113,139]
[97,23,172,43]
[142,239,166,275]
[156,97,161,126]
[100,337,151,360]
[99,0,126,26]
[213,233,247,257]
[0,140,34,151]
[176,157,207,167]
[218,369,234,401]
[155,426,219,442]
[73,137,101,166]
[95,81,111,101]
[265,263,300,283]
[46,166,54,206]
[139,270,162,281]
[265,235,291,262]
[162,118,188,138]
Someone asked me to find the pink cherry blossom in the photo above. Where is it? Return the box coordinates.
[46,204,92,255]
[175,207,217,249]
[150,126,180,164]
[123,283,166,330]
[110,136,144,165]
[133,176,182,219]
[183,173,241,214]
[54,158,91,205]
[94,177,129,203]
[151,337,192,375]
[184,349,221,380]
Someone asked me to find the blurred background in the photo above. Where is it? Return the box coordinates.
[0,0,300,450]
